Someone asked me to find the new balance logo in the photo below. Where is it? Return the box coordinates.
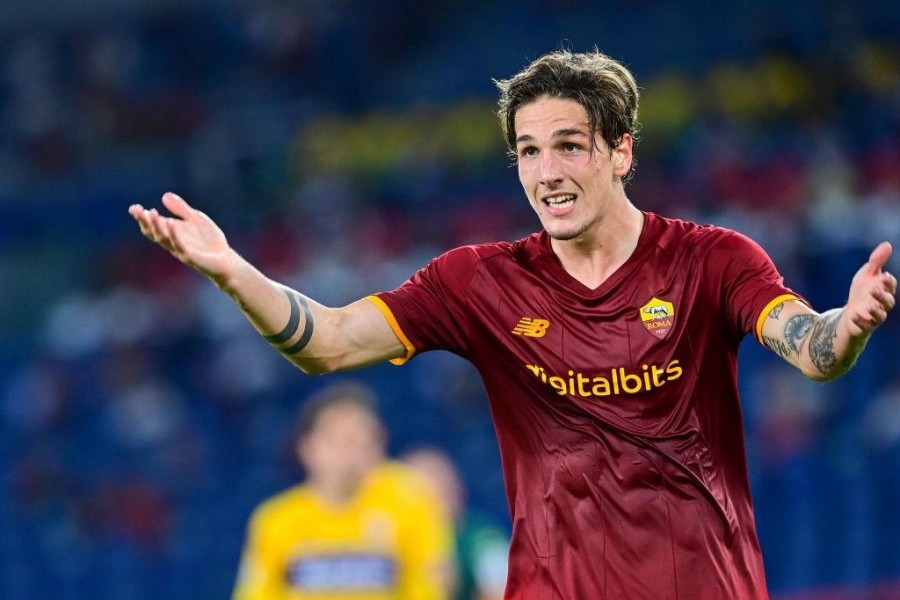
[512,317,550,338]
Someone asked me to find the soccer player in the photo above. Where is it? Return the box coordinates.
[130,50,896,599]
[232,382,454,600]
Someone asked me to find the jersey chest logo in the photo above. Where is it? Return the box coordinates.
[512,317,551,338]
[639,297,675,339]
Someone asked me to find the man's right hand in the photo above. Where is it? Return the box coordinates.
[129,192,409,373]
[128,192,235,287]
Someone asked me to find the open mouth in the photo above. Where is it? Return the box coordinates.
[544,193,575,209]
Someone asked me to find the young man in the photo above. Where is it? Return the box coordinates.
[130,50,896,599]
[232,382,454,600]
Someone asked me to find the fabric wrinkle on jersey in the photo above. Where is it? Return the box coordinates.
[372,212,802,600]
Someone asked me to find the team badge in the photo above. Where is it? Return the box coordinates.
[639,297,675,339]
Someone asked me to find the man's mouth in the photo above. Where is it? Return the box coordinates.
[544,194,575,208]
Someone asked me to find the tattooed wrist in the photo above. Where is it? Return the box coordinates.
[808,310,841,374]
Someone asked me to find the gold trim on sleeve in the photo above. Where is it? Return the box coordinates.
[367,295,416,365]
[755,294,802,344]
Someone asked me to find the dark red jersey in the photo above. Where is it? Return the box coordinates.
[371,212,800,600]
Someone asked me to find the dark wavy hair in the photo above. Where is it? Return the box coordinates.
[295,381,382,439]
[495,49,641,183]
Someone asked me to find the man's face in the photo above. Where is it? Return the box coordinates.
[299,402,384,490]
[514,95,631,242]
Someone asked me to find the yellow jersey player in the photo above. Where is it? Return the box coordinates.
[233,382,454,600]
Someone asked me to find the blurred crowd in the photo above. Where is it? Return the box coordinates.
[1,0,899,598]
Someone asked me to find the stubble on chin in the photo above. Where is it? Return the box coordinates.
[542,217,589,242]
[546,228,581,241]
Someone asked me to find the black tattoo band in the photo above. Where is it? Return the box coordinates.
[264,290,301,344]
[282,295,314,354]
[263,291,314,354]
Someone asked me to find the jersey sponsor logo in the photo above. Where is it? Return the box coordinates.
[639,297,675,339]
[512,317,551,338]
[286,554,396,591]
[525,360,683,397]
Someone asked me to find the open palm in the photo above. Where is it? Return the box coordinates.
[844,242,897,337]
[128,192,234,284]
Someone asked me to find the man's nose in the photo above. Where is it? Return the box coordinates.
[540,152,562,184]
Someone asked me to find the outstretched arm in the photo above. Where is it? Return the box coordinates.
[760,242,897,381]
[128,193,407,374]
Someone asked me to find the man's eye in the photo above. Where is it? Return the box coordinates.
[563,143,578,152]
[520,147,538,157]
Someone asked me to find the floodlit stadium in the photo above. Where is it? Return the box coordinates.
[1,1,899,598]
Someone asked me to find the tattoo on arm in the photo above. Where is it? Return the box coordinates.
[768,302,784,319]
[784,314,814,353]
[808,312,840,374]
[282,295,314,354]
[264,290,315,354]
[764,336,793,360]
[764,306,813,362]
[264,290,301,343]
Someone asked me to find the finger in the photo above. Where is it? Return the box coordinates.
[883,272,897,295]
[873,287,896,311]
[128,204,146,219]
[851,313,877,334]
[147,209,169,245]
[864,241,893,275]
[860,303,887,325]
[851,312,871,329]
[164,218,185,255]
[161,192,194,220]
[136,208,156,239]
[128,205,151,234]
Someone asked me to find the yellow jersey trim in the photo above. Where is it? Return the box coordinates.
[755,293,801,344]
[367,295,416,365]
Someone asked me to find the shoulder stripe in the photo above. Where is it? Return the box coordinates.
[367,295,416,365]
[755,294,801,343]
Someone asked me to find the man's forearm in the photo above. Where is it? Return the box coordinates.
[799,308,869,381]
[214,250,328,373]
[127,194,399,373]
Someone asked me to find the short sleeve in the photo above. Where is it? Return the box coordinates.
[700,228,805,343]
[371,246,480,362]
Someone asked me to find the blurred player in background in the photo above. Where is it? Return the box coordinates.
[232,382,454,600]
[403,447,509,600]
[131,49,896,599]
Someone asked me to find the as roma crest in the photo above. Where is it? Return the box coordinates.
[639,297,675,339]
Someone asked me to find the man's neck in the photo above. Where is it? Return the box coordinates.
[550,201,644,290]
[313,482,358,507]
[310,470,372,507]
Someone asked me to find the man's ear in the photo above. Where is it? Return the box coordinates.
[611,133,633,178]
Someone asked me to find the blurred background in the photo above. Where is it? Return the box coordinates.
[1,0,899,598]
